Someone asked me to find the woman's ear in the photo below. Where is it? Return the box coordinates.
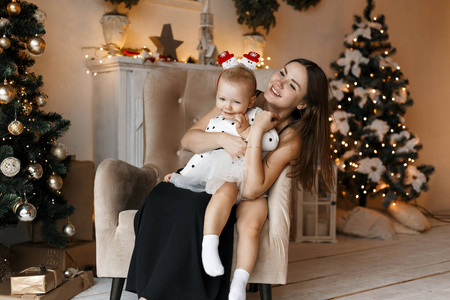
[248,95,257,108]
[297,102,307,110]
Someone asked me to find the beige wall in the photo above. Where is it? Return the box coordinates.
[31,0,449,211]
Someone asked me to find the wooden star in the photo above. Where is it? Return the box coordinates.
[149,24,183,61]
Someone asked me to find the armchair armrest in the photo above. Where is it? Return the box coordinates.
[94,158,162,231]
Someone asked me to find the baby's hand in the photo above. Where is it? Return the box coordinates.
[235,114,250,139]
[163,173,172,182]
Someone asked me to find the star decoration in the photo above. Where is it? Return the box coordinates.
[149,24,183,61]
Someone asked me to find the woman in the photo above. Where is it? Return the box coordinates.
[126,58,334,300]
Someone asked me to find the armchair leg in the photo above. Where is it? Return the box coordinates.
[248,283,259,293]
[259,284,272,300]
[110,278,125,300]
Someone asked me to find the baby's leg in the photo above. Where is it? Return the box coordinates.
[202,182,238,277]
[229,197,268,300]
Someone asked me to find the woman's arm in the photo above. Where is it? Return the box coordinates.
[181,106,248,159]
[241,112,300,199]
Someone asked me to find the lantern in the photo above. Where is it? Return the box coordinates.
[293,166,337,243]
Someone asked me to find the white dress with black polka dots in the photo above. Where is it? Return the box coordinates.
[170,107,279,201]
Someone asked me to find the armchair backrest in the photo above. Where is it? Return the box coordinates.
[142,66,275,175]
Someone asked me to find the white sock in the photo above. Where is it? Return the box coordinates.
[228,268,250,300]
[202,234,224,277]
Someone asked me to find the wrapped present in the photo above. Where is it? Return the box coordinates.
[10,267,62,295]
[0,270,94,300]
[10,241,95,275]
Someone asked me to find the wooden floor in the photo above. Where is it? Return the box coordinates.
[74,220,450,299]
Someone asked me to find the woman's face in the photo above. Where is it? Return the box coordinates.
[265,62,308,111]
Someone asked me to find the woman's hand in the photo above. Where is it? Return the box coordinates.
[252,111,281,133]
[219,133,247,159]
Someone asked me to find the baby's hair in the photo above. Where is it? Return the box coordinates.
[218,65,257,96]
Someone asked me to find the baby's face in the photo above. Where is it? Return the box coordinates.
[216,80,253,120]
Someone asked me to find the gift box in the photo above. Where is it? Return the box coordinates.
[0,270,94,300]
[10,241,95,275]
[32,160,95,242]
[10,267,62,295]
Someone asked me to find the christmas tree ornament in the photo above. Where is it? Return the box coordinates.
[21,101,32,115]
[35,94,47,107]
[33,131,40,142]
[50,143,67,162]
[0,35,11,50]
[1,157,20,177]
[62,221,76,237]
[7,0,21,16]
[47,173,63,190]
[34,9,47,24]
[0,18,10,29]
[8,119,24,135]
[15,201,37,222]
[26,163,43,179]
[0,79,16,104]
[149,24,183,61]
[26,35,46,56]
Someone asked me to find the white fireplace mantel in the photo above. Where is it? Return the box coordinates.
[85,56,219,167]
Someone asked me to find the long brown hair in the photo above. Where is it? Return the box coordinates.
[286,59,335,193]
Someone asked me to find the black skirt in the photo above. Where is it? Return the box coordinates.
[126,182,236,300]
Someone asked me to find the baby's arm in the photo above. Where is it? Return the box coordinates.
[235,114,250,140]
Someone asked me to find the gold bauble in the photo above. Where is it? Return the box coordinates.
[0,35,11,49]
[7,1,21,16]
[0,80,16,104]
[8,120,24,135]
[35,94,47,107]
[16,202,37,222]
[26,163,43,179]
[0,18,10,28]
[62,222,76,237]
[21,101,32,115]
[47,174,63,190]
[50,143,68,162]
[26,36,46,56]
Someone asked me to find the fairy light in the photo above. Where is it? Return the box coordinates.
[382,96,386,100]
[352,175,356,179]
[390,129,394,133]
[395,77,399,81]
[85,55,89,59]
[267,57,271,61]
[382,193,386,197]
[99,60,103,64]
[373,17,377,21]
[402,87,406,91]
[346,84,350,88]
[373,189,377,193]
[354,141,358,145]
[359,152,363,155]
[374,150,378,154]
[384,51,389,55]
[404,163,408,167]
[348,97,352,101]
[392,201,396,206]
[361,185,365,189]
[356,195,360,199]
[354,82,358,86]
[363,117,367,121]
[393,143,397,147]
[370,73,374,77]
[94,72,98,76]
[338,105,342,109]
[380,30,384,34]
[392,150,395,154]
[381,143,385,147]
[353,38,358,42]
[391,173,395,176]
[366,144,369,148]
[402,125,406,129]
[348,132,352,136]
[363,190,367,194]
[392,97,396,101]
[86,70,90,74]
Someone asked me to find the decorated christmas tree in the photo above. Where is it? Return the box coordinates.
[329,0,434,208]
[0,0,73,247]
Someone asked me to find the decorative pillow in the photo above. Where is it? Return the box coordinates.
[387,200,430,232]
[337,206,398,240]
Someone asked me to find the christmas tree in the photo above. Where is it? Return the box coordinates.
[329,0,434,208]
[0,0,73,247]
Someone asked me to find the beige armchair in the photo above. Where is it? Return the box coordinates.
[94,66,292,300]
